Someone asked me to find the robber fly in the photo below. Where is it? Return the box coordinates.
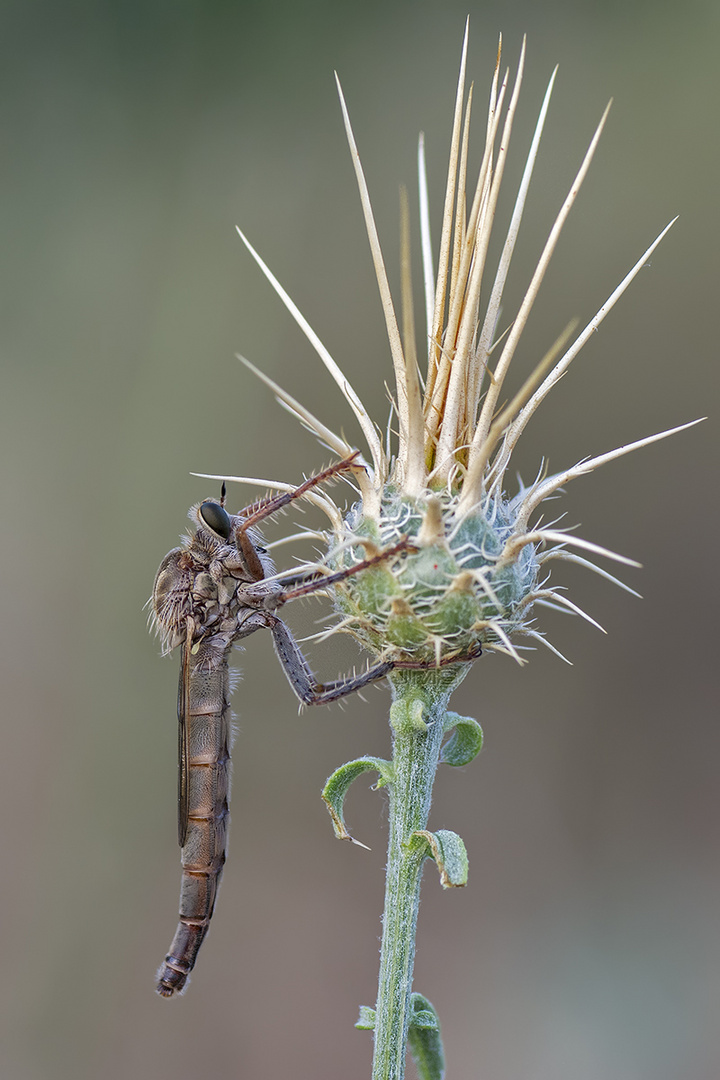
[150,456,405,996]
[151,454,482,996]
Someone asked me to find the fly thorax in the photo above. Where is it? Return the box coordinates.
[151,548,196,652]
[191,572,218,602]
[217,575,239,607]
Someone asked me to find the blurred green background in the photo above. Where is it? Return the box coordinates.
[1,1,717,1078]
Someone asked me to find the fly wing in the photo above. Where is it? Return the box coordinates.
[177,633,191,848]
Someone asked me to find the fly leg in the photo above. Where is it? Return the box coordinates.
[260,539,481,704]
[238,452,362,529]
[278,537,415,603]
[263,614,482,706]
[263,613,394,705]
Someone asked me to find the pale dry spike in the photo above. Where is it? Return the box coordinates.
[398,184,425,493]
[533,597,572,614]
[423,333,466,454]
[424,161,493,449]
[399,189,418,367]
[482,642,514,659]
[417,496,445,546]
[300,626,347,645]
[417,133,435,347]
[469,64,558,421]
[521,628,573,664]
[522,588,606,633]
[237,355,380,517]
[425,19,473,404]
[384,394,397,463]
[335,75,425,496]
[433,169,490,474]
[489,219,679,488]
[256,562,331,586]
[238,355,351,457]
[489,320,514,356]
[514,418,705,533]
[436,39,526,479]
[191,472,344,533]
[465,48,507,250]
[444,48,509,357]
[448,81,474,306]
[465,567,505,612]
[235,225,384,484]
[426,69,512,454]
[425,437,472,486]
[472,320,578,493]
[265,531,329,551]
[462,101,614,512]
[482,619,525,664]
[500,528,642,569]
[437,54,532,481]
[274,397,382,514]
[299,616,362,645]
[485,408,559,504]
[321,529,389,563]
[538,550,642,597]
[425,59,509,444]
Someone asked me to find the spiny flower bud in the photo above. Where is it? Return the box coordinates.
[331,490,538,664]
[220,32,699,670]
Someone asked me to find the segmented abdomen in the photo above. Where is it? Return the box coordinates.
[156,642,231,997]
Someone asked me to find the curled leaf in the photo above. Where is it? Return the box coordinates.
[408,993,445,1080]
[322,757,394,846]
[439,711,483,766]
[412,829,468,887]
[355,995,445,1080]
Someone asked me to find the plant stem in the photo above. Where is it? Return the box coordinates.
[371,667,469,1080]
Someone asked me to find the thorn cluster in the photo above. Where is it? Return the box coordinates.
[222,28,701,667]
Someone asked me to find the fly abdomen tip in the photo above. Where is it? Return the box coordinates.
[155,957,190,998]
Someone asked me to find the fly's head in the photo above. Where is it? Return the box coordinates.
[150,498,279,655]
[191,499,277,585]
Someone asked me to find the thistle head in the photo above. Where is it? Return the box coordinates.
[328,486,539,666]
[221,25,700,670]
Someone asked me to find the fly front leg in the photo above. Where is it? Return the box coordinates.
[279,537,417,603]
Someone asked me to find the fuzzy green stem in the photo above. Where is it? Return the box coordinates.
[371,666,469,1080]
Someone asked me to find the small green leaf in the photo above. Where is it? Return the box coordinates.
[439,711,483,766]
[355,1005,376,1030]
[412,829,468,887]
[408,993,445,1080]
[390,696,427,735]
[411,1009,439,1029]
[322,757,393,845]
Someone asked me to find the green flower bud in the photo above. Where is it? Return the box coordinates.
[329,488,539,664]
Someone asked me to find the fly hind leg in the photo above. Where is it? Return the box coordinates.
[265,615,482,707]
[265,614,394,706]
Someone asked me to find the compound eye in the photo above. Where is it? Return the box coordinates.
[199,500,232,540]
